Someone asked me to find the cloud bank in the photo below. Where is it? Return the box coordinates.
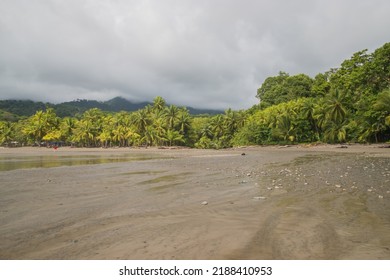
[1,0,389,109]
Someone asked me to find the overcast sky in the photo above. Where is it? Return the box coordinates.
[0,0,389,109]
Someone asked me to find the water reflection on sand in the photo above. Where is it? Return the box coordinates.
[0,154,168,171]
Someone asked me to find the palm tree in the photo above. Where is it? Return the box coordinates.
[72,119,95,147]
[200,123,213,139]
[177,108,191,135]
[210,114,224,138]
[133,109,150,136]
[0,121,13,146]
[152,117,167,146]
[373,89,390,125]
[164,105,180,130]
[324,90,348,124]
[313,101,327,133]
[224,109,237,135]
[112,125,128,147]
[323,120,347,143]
[301,98,320,140]
[22,109,58,145]
[163,129,185,146]
[153,96,166,113]
[60,117,77,143]
[273,114,296,142]
[142,126,158,147]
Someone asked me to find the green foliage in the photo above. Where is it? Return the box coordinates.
[22,108,59,145]
[256,72,314,109]
[248,42,390,144]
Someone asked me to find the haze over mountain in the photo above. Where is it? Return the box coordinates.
[0,96,223,121]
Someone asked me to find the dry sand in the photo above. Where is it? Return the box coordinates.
[0,144,389,259]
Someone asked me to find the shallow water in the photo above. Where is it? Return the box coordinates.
[0,154,168,171]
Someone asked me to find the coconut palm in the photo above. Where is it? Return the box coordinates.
[273,114,296,142]
[323,120,347,143]
[164,105,180,130]
[152,96,166,113]
[133,109,150,135]
[324,90,348,124]
[210,114,225,138]
[163,129,185,146]
[177,108,191,135]
[22,108,58,145]
[72,119,95,147]
[60,117,77,143]
[0,121,13,145]
[301,98,320,140]
[373,89,390,125]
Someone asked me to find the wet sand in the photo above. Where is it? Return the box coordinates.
[0,145,389,259]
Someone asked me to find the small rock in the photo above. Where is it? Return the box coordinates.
[247,173,251,177]
[253,196,266,200]
[378,195,384,199]
[367,189,373,192]
[201,201,208,205]
[335,184,341,188]
[241,153,246,156]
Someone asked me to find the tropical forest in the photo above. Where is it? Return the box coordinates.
[1,42,389,148]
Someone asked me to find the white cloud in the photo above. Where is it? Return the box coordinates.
[0,0,389,109]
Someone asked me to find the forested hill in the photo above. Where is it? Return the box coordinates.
[0,97,223,120]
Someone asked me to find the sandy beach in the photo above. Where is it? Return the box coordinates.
[0,144,389,259]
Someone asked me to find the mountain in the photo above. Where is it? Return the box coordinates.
[0,97,224,120]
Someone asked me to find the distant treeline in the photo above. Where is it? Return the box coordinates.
[0,96,223,121]
[1,42,389,148]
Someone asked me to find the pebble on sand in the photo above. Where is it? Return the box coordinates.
[201,201,208,205]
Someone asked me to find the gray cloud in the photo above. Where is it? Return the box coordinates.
[1,0,389,109]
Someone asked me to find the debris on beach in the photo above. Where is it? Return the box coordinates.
[201,201,208,205]
[337,145,349,149]
[378,145,390,148]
